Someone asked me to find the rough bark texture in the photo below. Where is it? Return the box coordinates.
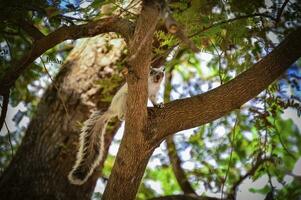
[0,16,133,94]
[0,2,301,199]
[102,1,160,200]
[0,34,124,200]
[164,68,196,195]
[151,26,301,141]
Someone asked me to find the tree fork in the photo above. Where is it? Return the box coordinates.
[102,1,161,199]
[152,26,301,140]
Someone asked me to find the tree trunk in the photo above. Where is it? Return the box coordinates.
[102,2,160,199]
[0,34,124,200]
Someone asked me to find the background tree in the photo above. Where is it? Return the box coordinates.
[0,0,301,200]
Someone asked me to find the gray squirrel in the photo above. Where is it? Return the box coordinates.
[68,67,165,185]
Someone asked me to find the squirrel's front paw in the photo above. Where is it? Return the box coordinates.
[155,103,164,108]
[118,113,125,121]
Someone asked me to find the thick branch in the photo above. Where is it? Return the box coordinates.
[18,19,45,40]
[151,26,301,141]
[0,35,124,200]
[102,1,160,200]
[0,16,134,93]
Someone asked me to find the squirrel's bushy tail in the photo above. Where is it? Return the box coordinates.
[68,110,112,185]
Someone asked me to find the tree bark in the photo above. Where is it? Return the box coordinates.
[102,23,301,200]
[102,1,160,199]
[0,3,300,200]
[164,67,196,195]
[151,26,301,141]
[0,34,124,200]
[0,16,133,94]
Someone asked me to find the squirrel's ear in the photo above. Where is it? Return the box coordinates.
[158,66,165,72]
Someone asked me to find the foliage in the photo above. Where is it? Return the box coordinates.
[1,0,301,199]
[96,74,124,102]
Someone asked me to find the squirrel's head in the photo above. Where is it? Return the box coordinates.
[149,67,165,83]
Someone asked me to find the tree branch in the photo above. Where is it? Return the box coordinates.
[0,90,9,132]
[221,113,239,199]
[164,67,196,194]
[0,16,134,93]
[150,26,301,141]
[189,13,276,38]
[167,136,196,194]
[276,0,290,23]
[18,19,45,40]
[154,13,276,66]
[165,15,200,52]
[229,156,274,198]
[102,1,160,199]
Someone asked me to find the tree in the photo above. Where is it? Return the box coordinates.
[0,0,301,200]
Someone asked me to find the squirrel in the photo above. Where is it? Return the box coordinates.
[68,67,165,185]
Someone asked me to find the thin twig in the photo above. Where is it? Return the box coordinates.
[229,156,274,198]
[209,39,224,85]
[189,13,276,39]
[0,16,134,94]
[1,30,19,36]
[4,121,14,158]
[125,0,141,12]
[153,13,275,69]
[3,37,13,58]
[111,2,137,16]
[164,14,200,52]
[263,91,268,152]
[276,0,290,22]
[274,119,296,160]
[266,167,275,198]
[40,57,70,118]
[0,90,10,131]
[59,14,91,22]
[221,111,239,199]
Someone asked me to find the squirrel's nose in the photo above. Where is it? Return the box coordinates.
[155,75,161,81]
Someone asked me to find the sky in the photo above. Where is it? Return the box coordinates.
[94,52,301,199]
[1,50,301,199]
[0,0,300,198]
